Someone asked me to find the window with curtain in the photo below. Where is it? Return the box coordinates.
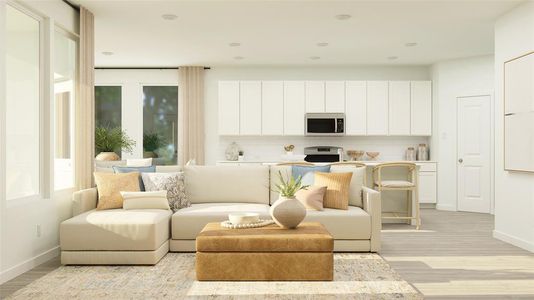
[53,29,77,190]
[5,4,41,200]
[95,86,122,128]
[143,86,178,165]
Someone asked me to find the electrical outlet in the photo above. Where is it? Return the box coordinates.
[36,224,42,238]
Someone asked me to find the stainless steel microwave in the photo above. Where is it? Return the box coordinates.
[305,113,345,136]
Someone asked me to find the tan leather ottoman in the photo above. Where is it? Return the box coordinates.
[195,222,333,281]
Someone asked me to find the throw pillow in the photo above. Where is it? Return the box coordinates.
[141,172,190,211]
[314,172,353,210]
[120,190,170,210]
[292,165,331,186]
[295,186,327,211]
[330,165,366,207]
[126,158,152,167]
[93,172,140,210]
[113,165,156,191]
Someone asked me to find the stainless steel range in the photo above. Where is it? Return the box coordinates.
[304,146,344,163]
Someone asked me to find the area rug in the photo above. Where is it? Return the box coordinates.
[7,253,422,299]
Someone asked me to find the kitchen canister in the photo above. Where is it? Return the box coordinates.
[416,144,429,161]
[405,147,416,161]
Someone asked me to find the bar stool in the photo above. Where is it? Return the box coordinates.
[373,162,421,230]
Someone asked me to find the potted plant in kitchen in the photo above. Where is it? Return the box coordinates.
[143,132,166,158]
[95,126,136,161]
[270,171,308,229]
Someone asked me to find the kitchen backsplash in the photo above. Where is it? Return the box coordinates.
[219,136,431,162]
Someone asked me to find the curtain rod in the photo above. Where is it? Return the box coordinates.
[95,67,211,70]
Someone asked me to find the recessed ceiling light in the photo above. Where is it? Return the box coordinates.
[310,56,321,60]
[102,51,114,56]
[234,56,244,60]
[317,42,329,47]
[229,42,241,47]
[335,14,351,20]
[387,56,398,60]
[405,42,418,47]
[161,14,178,20]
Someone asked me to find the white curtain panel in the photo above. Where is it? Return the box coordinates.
[178,66,205,165]
[75,7,95,190]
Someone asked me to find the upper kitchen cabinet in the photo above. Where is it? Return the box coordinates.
[218,81,240,135]
[262,81,284,135]
[366,81,389,135]
[345,81,367,135]
[305,81,325,113]
[388,81,411,135]
[284,81,306,135]
[325,81,345,113]
[410,81,432,136]
[239,81,262,135]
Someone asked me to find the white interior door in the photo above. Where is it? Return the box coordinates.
[457,95,491,213]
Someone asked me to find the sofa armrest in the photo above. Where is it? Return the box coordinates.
[362,186,381,252]
[72,188,98,216]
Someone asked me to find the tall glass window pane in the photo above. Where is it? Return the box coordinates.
[5,5,41,200]
[95,86,121,128]
[54,30,77,190]
[143,86,178,165]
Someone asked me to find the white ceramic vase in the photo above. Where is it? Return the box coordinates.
[270,196,306,229]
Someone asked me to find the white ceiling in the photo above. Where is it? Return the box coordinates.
[74,0,523,67]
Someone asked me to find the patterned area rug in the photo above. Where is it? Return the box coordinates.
[8,253,422,299]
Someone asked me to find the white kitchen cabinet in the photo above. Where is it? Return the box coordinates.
[218,81,240,135]
[262,81,284,135]
[284,81,306,135]
[366,81,389,135]
[345,81,367,135]
[305,81,325,112]
[325,81,345,113]
[418,171,437,204]
[239,81,262,135]
[411,81,432,136]
[388,81,411,135]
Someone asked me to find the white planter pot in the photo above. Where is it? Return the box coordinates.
[269,196,306,229]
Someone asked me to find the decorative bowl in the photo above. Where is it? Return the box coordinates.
[366,151,380,160]
[228,213,260,225]
[347,150,364,161]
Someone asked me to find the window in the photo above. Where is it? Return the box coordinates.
[5,4,41,200]
[143,86,178,165]
[53,29,77,190]
[95,86,122,128]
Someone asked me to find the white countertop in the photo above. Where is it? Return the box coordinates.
[217,160,437,165]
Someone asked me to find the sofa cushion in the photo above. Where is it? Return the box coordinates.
[94,172,141,210]
[171,203,271,239]
[331,165,366,207]
[184,166,270,204]
[304,206,371,239]
[60,209,172,251]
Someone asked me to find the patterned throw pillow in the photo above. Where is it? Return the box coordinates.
[141,172,190,211]
[314,172,353,210]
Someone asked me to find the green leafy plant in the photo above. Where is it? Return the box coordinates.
[272,171,308,198]
[95,126,135,154]
[143,132,166,152]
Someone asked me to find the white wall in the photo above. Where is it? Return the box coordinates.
[0,0,79,284]
[493,2,534,252]
[430,56,495,211]
[204,66,431,165]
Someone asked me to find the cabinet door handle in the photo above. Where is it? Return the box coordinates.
[458,158,463,163]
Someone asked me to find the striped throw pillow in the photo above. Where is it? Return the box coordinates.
[314,172,353,210]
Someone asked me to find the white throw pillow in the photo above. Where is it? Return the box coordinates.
[126,158,152,167]
[330,165,365,207]
[120,190,170,210]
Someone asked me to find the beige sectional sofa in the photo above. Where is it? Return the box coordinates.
[60,165,381,265]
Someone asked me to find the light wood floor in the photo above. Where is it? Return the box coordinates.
[1,209,533,299]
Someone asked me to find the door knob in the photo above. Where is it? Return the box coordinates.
[458,158,463,163]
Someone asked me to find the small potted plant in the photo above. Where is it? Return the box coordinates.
[95,126,136,161]
[143,132,166,158]
[269,171,308,229]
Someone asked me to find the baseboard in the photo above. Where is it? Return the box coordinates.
[436,204,456,211]
[0,246,60,284]
[493,230,534,253]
